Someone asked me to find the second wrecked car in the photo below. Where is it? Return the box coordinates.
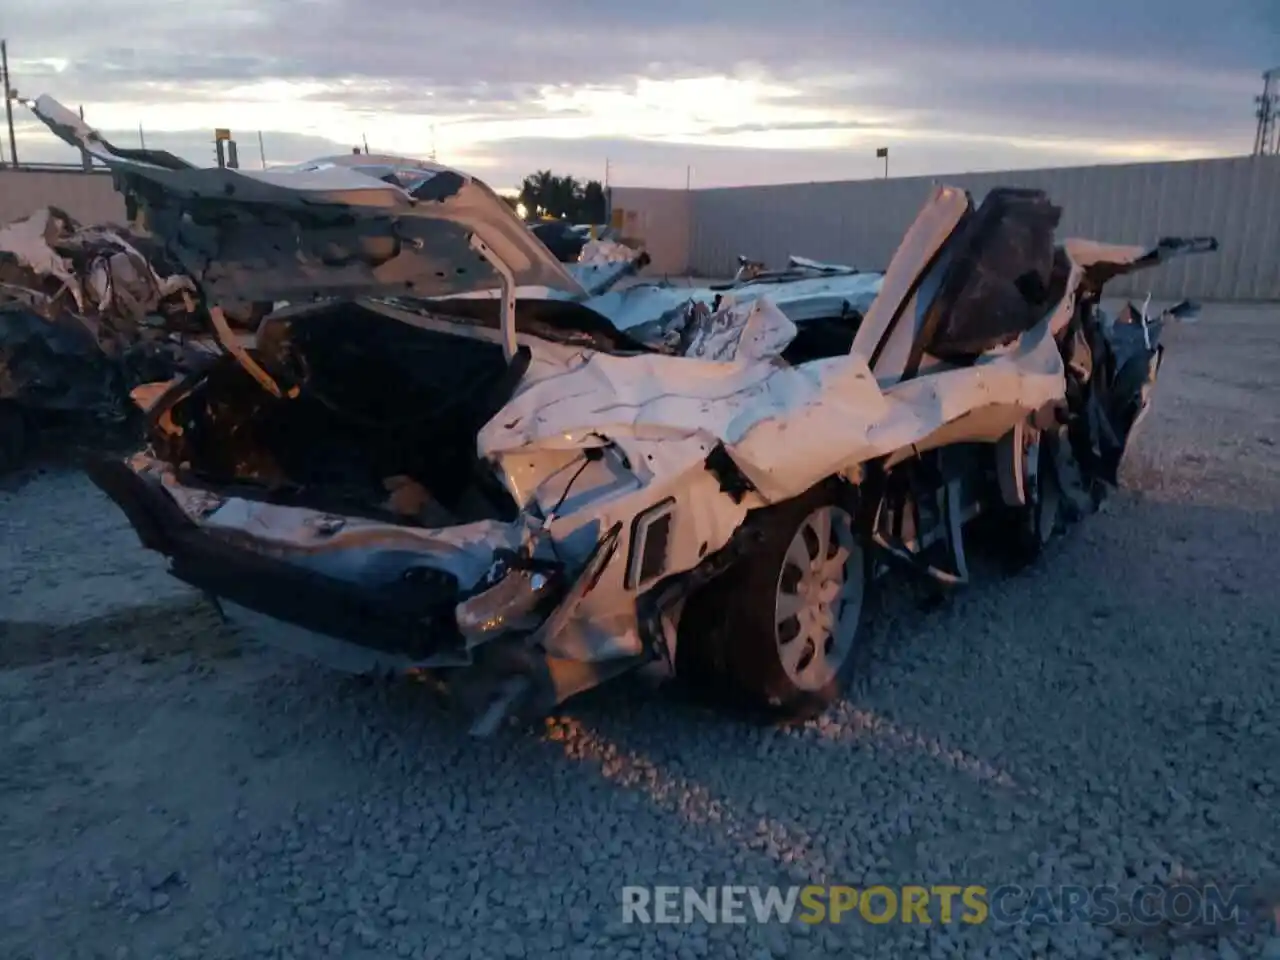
[28,95,1218,734]
[0,205,237,472]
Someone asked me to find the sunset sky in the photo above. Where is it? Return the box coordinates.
[4,0,1275,189]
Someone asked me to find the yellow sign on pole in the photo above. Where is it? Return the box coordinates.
[214,128,231,142]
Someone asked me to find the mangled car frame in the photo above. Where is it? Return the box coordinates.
[28,95,1217,735]
[0,205,225,472]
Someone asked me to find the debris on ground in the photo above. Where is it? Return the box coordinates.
[577,238,636,266]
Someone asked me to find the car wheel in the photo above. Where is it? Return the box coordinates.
[678,484,869,719]
[0,402,27,476]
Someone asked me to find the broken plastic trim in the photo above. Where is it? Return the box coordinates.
[868,458,971,587]
[635,523,767,672]
[466,521,623,737]
[466,234,518,363]
[455,567,560,649]
[455,550,565,649]
[625,497,676,591]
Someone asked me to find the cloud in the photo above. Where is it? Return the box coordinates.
[3,0,1272,188]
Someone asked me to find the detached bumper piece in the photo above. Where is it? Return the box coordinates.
[85,459,461,661]
[88,459,635,737]
[463,521,624,737]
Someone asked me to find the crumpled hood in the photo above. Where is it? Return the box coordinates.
[477,310,1066,503]
[26,95,588,305]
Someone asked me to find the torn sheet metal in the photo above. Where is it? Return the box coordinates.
[0,207,197,322]
[440,250,881,341]
[0,207,216,418]
[583,269,883,344]
[28,95,588,306]
[680,296,798,363]
[785,255,861,275]
[577,239,637,267]
[563,244,653,297]
[851,185,973,384]
[730,270,882,323]
[0,208,84,305]
[727,254,864,286]
[477,302,1065,504]
[0,205,222,474]
[1047,236,1219,338]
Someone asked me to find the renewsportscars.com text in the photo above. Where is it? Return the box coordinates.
[621,884,1251,926]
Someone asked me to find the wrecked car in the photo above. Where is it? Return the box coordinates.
[436,247,882,361]
[28,94,1217,734]
[0,205,223,472]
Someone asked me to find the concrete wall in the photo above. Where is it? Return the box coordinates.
[8,160,1280,300]
[617,156,1280,300]
[0,168,127,226]
[608,186,692,277]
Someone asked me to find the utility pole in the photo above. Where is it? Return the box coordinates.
[604,158,610,189]
[2,41,18,168]
[257,131,266,169]
[685,165,691,190]
[361,132,369,155]
[138,123,146,149]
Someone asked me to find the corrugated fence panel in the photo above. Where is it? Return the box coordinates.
[620,155,1280,300]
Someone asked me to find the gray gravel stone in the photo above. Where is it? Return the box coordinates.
[1,305,1279,960]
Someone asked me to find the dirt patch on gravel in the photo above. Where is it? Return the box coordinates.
[0,598,239,671]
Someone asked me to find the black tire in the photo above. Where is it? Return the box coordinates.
[0,402,27,476]
[1016,432,1064,560]
[677,482,870,720]
[988,427,1065,573]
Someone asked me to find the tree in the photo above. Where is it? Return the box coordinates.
[517,170,608,222]
[580,180,607,223]
[551,175,580,221]
[519,170,557,218]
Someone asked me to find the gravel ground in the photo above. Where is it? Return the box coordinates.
[1,303,1279,960]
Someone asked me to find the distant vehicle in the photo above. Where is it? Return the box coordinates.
[529,220,588,262]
